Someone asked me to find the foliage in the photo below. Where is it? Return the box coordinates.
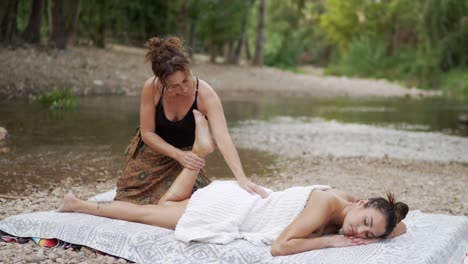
[16,0,31,32]
[4,0,468,98]
[439,68,468,100]
[331,35,387,77]
[319,0,468,98]
[33,89,78,110]
[419,0,468,69]
[197,0,246,46]
[264,0,314,67]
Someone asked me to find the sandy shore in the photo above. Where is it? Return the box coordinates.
[0,46,464,263]
[230,118,468,216]
[0,45,440,99]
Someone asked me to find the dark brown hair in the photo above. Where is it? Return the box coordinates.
[145,36,191,84]
[365,192,409,238]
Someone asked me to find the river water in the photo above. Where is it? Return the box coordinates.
[0,95,466,193]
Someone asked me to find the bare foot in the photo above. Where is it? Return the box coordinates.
[57,193,78,212]
[192,110,215,157]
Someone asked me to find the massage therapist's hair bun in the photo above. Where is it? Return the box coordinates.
[144,36,191,79]
[145,36,186,63]
[145,37,165,63]
[394,202,409,223]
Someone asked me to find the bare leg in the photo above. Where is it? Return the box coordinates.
[159,109,215,205]
[56,193,185,229]
[56,110,215,229]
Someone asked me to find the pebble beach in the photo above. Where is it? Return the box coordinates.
[0,46,466,263]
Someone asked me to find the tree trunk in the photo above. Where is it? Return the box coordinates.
[176,0,189,41]
[94,1,106,48]
[188,21,196,60]
[0,0,18,44]
[225,41,237,64]
[233,0,252,65]
[51,0,66,48]
[69,0,81,38]
[50,0,81,49]
[23,0,44,44]
[245,34,252,61]
[47,0,53,37]
[252,0,266,66]
[209,42,217,63]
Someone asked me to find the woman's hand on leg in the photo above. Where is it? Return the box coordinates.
[178,151,205,170]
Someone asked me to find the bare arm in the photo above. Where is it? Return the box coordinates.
[199,81,268,197]
[139,77,203,169]
[386,222,407,238]
[272,191,356,256]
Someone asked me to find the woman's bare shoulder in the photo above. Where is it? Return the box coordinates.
[197,78,216,96]
[326,189,357,202]
[308,190,340,207]
[143,76,159,90]
[141,76,161,102]
[196,78,220,113]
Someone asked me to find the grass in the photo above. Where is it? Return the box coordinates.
[32,89,78,110]
[438,69,468,100]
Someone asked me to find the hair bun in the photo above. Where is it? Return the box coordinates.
[164,37,183,50]
[394,202,409,223]
[144,36,191,79]
[145,37,165,63]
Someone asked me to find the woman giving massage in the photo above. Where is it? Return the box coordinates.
[57,110,408,256]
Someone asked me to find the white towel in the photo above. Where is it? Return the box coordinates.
[174,181,330,245]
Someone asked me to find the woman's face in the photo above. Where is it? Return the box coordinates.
[342,200,387,239]
[164,71,193,96]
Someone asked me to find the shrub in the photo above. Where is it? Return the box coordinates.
[33,89,78,110]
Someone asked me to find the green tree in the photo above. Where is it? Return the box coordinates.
[252,0,266,66]
[197,0,246,63]
[0,0,19,44]
[50,0,81,49]
[420,0,468,70]
[22,0,44,44]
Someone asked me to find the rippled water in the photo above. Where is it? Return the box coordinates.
[0,95,466,193]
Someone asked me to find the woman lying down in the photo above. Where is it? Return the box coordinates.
[57,110,408,256]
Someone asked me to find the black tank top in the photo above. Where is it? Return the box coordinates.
[155,77,199,148]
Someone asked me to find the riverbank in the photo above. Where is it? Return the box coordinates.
[0,45,440,99]
[0,46,464,263]
[1,118,467,263]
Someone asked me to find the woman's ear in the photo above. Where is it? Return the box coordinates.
[357,199,369,207]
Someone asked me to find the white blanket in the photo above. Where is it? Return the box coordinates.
[0,189,467,264]
[175,181,330,245]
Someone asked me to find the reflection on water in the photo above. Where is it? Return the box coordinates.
[222,96,468,136]
[0,95,466,193]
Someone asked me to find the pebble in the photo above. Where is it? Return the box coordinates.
[0,127,7,141]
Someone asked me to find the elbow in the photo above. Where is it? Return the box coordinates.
[140,130,151,144]
[271,242,289,257]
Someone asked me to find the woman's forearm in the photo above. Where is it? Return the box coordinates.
[387,222,407,238]
[215,135,247,181]
[141,130,182,160]
[271,236,338,256]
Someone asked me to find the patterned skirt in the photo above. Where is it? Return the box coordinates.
[115,129,211,205]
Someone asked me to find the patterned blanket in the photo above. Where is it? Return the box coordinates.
[0,189,467,264]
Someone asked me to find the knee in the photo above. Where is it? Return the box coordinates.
[158,199,169,206]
